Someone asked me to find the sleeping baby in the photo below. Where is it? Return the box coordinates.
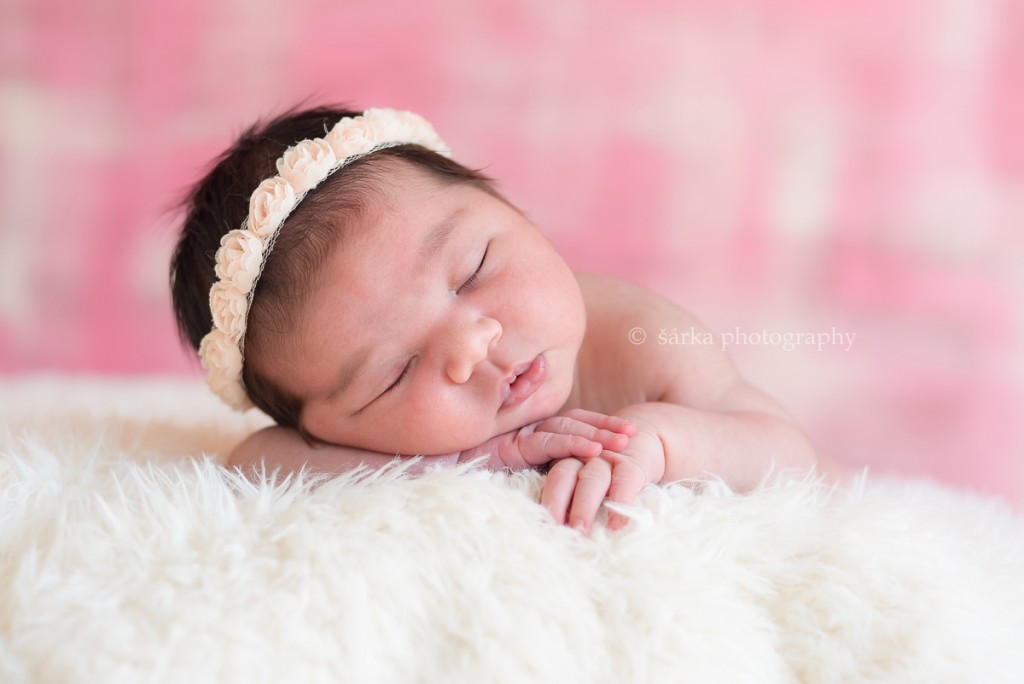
[171,106,828,533]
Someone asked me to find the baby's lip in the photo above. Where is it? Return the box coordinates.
[501,354,547,410]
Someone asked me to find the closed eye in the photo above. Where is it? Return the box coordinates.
[353,358,414,415]
[381,359,413,397]
[457,242,490,294]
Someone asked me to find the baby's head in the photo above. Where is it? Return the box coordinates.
[171,106,585,455]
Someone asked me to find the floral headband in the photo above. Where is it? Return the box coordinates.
[198,108,452,410]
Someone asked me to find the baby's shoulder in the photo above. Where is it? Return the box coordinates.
[575,272,694,328]
[573,272,732,406]
[576,271,685,349]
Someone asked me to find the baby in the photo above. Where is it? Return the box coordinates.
[171,106,824,533]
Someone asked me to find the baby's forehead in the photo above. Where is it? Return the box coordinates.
[338,169,482,240]
[312,187,468,282]
[302,154,517,291]
[295,157,445,250]
[345,155,455,205]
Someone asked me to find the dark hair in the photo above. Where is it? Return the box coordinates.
[170,105,500,437]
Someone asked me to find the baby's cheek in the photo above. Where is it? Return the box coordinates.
[402,387,494,453]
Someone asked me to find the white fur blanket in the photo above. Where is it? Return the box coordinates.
[2,376,1023,683]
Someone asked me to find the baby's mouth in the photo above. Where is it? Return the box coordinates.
[501,354,547,409]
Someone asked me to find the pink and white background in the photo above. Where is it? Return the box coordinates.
[1,0,1021,502]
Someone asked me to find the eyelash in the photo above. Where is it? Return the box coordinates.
[383,361,412,396]
[457,243,489,294]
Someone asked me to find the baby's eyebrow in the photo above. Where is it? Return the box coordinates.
[418,207,465,260]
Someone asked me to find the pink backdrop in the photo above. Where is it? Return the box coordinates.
[2,0,1022,502]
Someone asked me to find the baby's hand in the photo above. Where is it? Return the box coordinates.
[458,409,634,471]
[541,418,666,533]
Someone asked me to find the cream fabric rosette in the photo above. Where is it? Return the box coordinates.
[276,139,337,195]
[198,108,451,411]
[214,230,264,293]
[209,281,249,340]
[324,117,379,159]
[247,177,297,238]
[198,329,251,410]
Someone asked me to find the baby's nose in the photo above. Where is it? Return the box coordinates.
[445,317,502,384]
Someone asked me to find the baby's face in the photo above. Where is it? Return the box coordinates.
[265,159,586,455]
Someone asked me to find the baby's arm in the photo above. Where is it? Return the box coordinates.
[545,392,816,533]
[227,409,632,479]
[227,427,457,477]
[618,384,817,489]
[546,275,828,532]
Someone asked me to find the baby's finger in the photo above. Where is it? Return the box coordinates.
[567,458,612,535]
[560,408,637,436]
[534,416,630,451]
[541,458,584,525]
[521,433,602,465]
[605,459,647,530]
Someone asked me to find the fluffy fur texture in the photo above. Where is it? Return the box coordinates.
[2,376,1023,683]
